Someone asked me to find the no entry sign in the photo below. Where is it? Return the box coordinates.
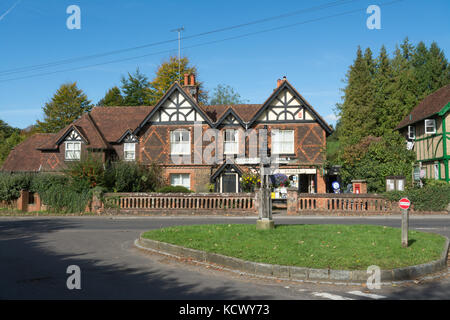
[399,198,411,210]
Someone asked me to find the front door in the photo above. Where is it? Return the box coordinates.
[222,174,237,193]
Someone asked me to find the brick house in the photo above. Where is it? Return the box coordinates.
[396,84,450,183]
[2,76,333,193]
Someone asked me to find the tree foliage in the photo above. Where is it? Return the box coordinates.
[149,56,208,105]
[36,82,92,133]
[120,68,154,106]
[97,86,124,106]
[209,84,246,105]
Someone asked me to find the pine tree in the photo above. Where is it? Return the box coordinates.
[36,82,92,133]
[337,47,377,147]
[373,45,395,136]
[209,84,246,105]
[121,68,154,106]
[97,86,124,106]
[149,56,208,105]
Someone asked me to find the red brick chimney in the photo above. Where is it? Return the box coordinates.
[182,73,199,102]
[277,76,287,88]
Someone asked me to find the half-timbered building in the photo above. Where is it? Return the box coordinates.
[2,76,333,193]
[396,84,450,183]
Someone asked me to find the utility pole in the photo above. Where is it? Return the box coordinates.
[170,26,184,81]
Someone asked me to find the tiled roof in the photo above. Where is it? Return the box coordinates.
[201,104,262,123]
[1,133,55,172]
[89,105,155,142]
[396,84,450,129]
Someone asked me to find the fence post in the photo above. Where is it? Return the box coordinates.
[287,188,298,215]
[17,190,29,212]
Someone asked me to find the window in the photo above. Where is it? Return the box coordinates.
[170,130,190,155]
[65,141,81,160]
[124,143,136,161]
[271,130,294,154]
[408,125,415,140]
[224,130,239,154]
[425,119,436,134]
[170,173,190,189]
[434,163,439,180]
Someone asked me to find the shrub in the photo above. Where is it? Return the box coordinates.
[0,172,34,202]
[104,161,164,192]
[64,155,105,192]
[30,173,90,213]
[156,185,193,193]
[383,183,450,211]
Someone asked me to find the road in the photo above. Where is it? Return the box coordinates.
[0,215,449,300]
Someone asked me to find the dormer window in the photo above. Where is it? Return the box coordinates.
[408,125,416,140]
[425,119,436,134]
[124,143,136,161]
[65,141,81,160]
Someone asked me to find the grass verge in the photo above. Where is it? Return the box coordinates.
[142,224,446,270]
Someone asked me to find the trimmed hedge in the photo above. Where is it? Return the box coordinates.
[383,183,450,211]
[156,185,193,193]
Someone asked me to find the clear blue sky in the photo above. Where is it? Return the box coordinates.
[0,0,449,129]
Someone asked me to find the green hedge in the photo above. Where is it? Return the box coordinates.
[156,185,193,193]
[383,183,450,211]
[0,173,34,202]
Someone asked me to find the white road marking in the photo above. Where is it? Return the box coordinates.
[312,292,354,300]
[348,290,386,299]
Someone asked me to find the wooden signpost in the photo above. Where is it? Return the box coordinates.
[399,198,411,248]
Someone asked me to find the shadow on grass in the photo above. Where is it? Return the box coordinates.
[0,218,272,300]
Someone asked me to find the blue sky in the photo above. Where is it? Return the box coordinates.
[0,0,449,129]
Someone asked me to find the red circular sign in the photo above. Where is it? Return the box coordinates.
[399,198,411,209]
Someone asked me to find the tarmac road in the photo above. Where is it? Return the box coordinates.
[0,215,449,300]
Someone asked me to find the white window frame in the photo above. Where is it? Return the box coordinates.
[434,163,439,180]
[65,141,81,160]
[407,125,416,140]
[124,142,136,161]
[170,130,190,155]
[170,173,190,189]
[224,129,239,155]
[425,119,436,134]
[271,129,294,155]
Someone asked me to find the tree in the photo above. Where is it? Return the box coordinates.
[0,131,26,165]
[36,82,92,133]
[339,132,416,193]
[336,47,377,147]
[97,86,124,106]
[209,84,247,105]
[149,56,208,105]
[120,68,154,106]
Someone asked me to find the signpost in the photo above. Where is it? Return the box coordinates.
[399,198,411,248]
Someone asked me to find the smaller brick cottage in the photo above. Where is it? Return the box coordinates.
[2,76,333,193]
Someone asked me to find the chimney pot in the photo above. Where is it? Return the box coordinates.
[184,74,189,86]
[277,79,282,88]
[190,74,195,86]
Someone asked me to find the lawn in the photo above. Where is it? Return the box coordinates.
[142,224,447,270]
